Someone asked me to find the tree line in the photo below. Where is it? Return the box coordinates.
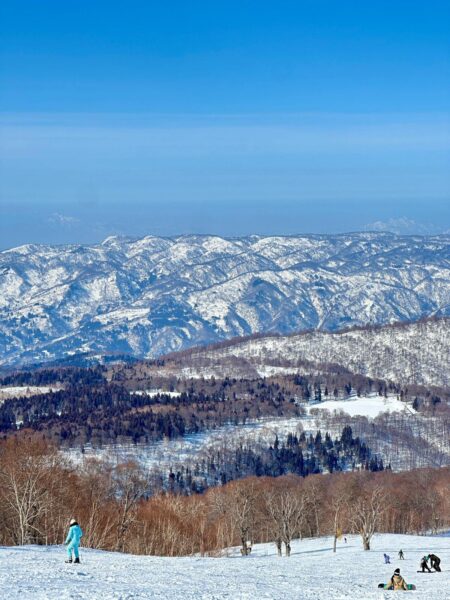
[0,381,303,445]
[0,435,448,557]
[0,366,106,387]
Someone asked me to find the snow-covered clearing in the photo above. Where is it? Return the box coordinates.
[0,386,61,401]
[1,534,448,599]
[130,389,182,398]
[308,394,414,419]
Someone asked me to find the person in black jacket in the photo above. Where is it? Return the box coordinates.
[429,554,441,572]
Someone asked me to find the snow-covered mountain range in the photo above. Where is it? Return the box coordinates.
[0,232,449,366]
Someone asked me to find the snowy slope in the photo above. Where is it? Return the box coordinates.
[1,534,448,599]
[307,394,413,418]
[158,318,450,387]
[0,232,449,366]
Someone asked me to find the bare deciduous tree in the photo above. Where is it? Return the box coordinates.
[112,461,150,552]
[264,483,306,556]
[0,437,65,545]
[227,479,259,555]
[350,484,386,550]
[328,476,351,553]
[77,458,116,549]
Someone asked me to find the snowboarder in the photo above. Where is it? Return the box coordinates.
[65,518,83,564]
[385,568,408,591]
[398,549,404,560]
[384,553,391,564]
[420,556,431,573]
[429,554,441,572]
[344,537,347,544]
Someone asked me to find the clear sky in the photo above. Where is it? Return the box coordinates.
[1,1,449,248]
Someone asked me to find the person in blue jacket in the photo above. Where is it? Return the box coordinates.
[65,518,83,564]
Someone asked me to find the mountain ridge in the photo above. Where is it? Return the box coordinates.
[149,316,449,388]
[1,232,449,366]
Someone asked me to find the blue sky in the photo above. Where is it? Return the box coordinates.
[1,1,449,247]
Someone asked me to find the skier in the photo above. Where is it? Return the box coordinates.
[429,553,441,572]
[398,549,404,560]
[65,518,83,564]
[384,553,391,564]
[420,555,431,573]
[385,568,408,591]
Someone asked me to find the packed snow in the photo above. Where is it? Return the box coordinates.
[0,533,448,599]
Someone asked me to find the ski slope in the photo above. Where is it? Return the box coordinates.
[1,534,448,599]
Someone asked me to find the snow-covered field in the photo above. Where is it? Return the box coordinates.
[0,385,60,396]
[130,389,182,398]
[1,534,448,599]
[308,394,414,419]
[0,385,61,401]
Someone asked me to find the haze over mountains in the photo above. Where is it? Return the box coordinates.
[0,232,449,366]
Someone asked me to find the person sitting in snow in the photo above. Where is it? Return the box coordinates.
[65,518,83,564]
[420,555,431,572]
[385,568,408,591]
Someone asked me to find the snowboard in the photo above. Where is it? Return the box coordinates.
[378,583,416,590]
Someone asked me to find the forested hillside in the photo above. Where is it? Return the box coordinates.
[139,317,449,387]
